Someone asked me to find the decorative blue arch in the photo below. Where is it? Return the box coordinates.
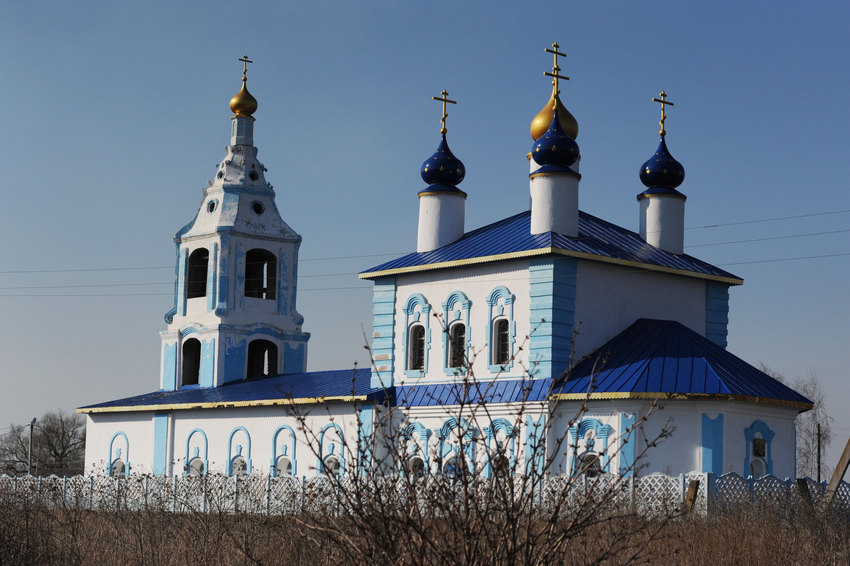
[569,418,614,474]
[744,420,775,477]
[437,417,477,472]
[486,286,516,374]
[271,425,297,477]
[403,293,432,377]
[107,431,130,477]
[442,291,472,376]
[226,426,253,475]
[318,423,346,476]
[184,428,209,476]
[484,418,517,478]
[401,422,432,475]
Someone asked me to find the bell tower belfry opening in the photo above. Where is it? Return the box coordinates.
[159,56,310,391]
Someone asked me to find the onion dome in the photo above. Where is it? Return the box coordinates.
[531,91,579,141]
[230,80,258,116]
[419,133,466,194]
[639,135,685,193]
[531,108,580,171]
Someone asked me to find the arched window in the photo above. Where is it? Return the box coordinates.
[187,248,209,299]
[577,453,602,477]
[244,249,276,300]
[230,456,248,477]
[406,456,425,482]
[493,318,510,365]
[275,456,292,477]
[448,323,466,368]
[323,455,341,478]
[443,456,464,479]
[247,339,278,379]
[187,457,205,476]
[409,324,426,370]
[491,454,510,479]
[182,338,201,386]
[110,459,126,478]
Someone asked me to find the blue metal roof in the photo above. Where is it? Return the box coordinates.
[394,378,553,407]
[79,368,380,412]
[360,210,741,284]
[557,319,812,408]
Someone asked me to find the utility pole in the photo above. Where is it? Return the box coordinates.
[27,417,36,476]
[817,423,821,483]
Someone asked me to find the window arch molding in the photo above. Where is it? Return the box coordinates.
[484,418,516,478]
[184,428,209,476]
[271,425,297,477]
[226,426,252,476]
[442,291,471,375]
[486,286,516,373]
[403,293,432,377]
[569,418,614,475]
[107,431,130,478]
[318,423,346,477]
[437,417,477,474]
[744,420,775,477]
[401,422,432,476]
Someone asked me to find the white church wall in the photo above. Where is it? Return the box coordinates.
[572,261,707,360]
[84,413,155,476]
[392,260,532,384]
[721,402,799,479]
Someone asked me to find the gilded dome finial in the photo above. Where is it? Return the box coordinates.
[229,54,258,117]
[432,89,456,135]
[652,90,673,136]
[530,42,579,140]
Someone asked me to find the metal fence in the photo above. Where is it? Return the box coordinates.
[0,472,847,517]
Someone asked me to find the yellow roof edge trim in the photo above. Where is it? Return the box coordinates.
[548,391,812,410]
[359,246,744,286]
[77,395,368,414]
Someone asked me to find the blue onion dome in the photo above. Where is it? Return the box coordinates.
[531,108,580,170]
[640,136,685,192]
[420,133,466,187]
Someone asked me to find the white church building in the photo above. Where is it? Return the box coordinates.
[80,51,812,481]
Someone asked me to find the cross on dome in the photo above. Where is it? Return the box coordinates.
[239,54,253,80]
[544,42,569,98]
[652,91,675,136]
[432,89,457,135]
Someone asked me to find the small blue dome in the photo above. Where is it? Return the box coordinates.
[531,108,580,169]
[421,134,465,187]
[640,136,685,190]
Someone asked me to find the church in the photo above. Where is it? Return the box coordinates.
[80,49,812,481]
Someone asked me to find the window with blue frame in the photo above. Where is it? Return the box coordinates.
[486,286,515,373]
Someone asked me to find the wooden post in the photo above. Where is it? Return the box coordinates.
[684,479,700,514]
[822,437,850,513]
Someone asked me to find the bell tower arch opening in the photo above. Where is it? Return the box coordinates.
[187,248,209,299]
[247,339,278,379]
[245,249,276,300]
[181,338,202,386]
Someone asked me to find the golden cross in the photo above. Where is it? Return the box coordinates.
[544,42,569,95]
[238,54,253,81]
[651,91,675,136]
[431,89,457,134]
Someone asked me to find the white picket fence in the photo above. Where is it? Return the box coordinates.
[0,472,847,516]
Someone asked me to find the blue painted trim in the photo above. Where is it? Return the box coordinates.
[401,422,432,475]
[438,417,476,472]
[486,286,516,373]
[161,342,177,391]
[185,428,209,475]
[701,413,724,475]
[442,291,471,376]
[164,242,180,324]
[108,431,130,477]
[152,414,169,475]
[484,418,516,478]
[619,413,636,477]
[705,282,729,348]
[403,293,432,378]
[568,418,612,474]
[222,334,247,384]
[215,233,229,316]
[528,257,577,379]
[371,277,396,388]
[318,423,346,476]
[744,420,775,476]
[226,426,252,475]
[200,339,216,387]
[524,414,546,477]
[357,406,374,475]
[206,243,218,312]
[271,425,297,477]
[177,248,188,317]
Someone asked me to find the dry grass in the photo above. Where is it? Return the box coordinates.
[0,498,847,565]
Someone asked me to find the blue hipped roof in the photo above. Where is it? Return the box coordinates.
[360,210,742,284]
[556,319,812,409]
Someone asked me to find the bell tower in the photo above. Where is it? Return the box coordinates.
[160,56,309,391]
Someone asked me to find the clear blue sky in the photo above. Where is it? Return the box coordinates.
[1,1,848,472]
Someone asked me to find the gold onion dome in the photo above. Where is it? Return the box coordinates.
[230,80,258,116]
[530,92,578,141]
